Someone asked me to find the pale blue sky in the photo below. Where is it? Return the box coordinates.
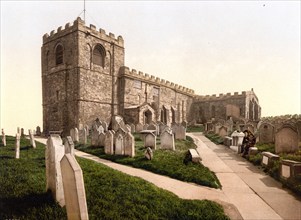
[1,1,300,135]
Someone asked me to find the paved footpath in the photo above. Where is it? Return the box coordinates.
[189,133,301,220]
[36,134,301,220]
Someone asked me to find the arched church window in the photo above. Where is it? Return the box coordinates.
[93,44,105,67]
[55,44,63,65]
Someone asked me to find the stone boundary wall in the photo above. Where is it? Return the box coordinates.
[43,17,124,47]
[120,66,195,96]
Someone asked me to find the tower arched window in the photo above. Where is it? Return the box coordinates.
[55,44,64,65]
[93,44,105,67]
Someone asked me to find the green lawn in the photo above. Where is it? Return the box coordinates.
[76,134,221,188]
[0,135,229,220]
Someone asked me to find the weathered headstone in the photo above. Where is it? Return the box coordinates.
[259,123,275,144]
[102,122,108,132]
[36,126,42,136]
[79,128,87,145]
[91,130,100,146]
[98,132,105,147]
[144,133,156,150]
[275,125,299,154]
[61,154,89,220]
[64,136,74,156]
[21,128,25,137]
[29,129,36,148]
[74,128,79,143]
[115,134,124,155]
[2,129,6,146]
[45,135,65,206]
[160,131,175,150]
[15,133,20,159]
[135,123,143,132]
[17,127,20,135]
[144,147,153,160]
[104,131,114,155]
[175,125,186,140]
[97,125,105,134]
[124,132,135,157]
[218,126,227,138]
[70,128,75,142]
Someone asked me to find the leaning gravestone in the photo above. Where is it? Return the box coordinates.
[275,125,299,154]
[29,129,36,148]
[46,135,65,206]
[160,131,175,150]
[21,128,25,137]
[218,126,228,138]
[145,147,153,160]
[1,129,6,146]
[104,131,114,155]
[36,126,42,136]
[130,123,135,133]
[70,128,75,142]
[61,154,89,220]
[15,133,20,159]
[64,136,75,156]
[78,128,87,145]
[124,132,135,157]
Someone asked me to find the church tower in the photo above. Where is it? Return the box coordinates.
[42,17,125,135]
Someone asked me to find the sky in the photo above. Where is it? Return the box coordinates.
[0,1,300,135]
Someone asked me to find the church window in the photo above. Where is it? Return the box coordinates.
[55,44,63,65]
[93,44,105,67]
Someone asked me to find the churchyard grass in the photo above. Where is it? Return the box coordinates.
[76,135,221,189]
[0,135,229,219]
[205,133,224,145]
[186,125,204,132]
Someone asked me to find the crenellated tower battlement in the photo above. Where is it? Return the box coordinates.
[43,17,124,47]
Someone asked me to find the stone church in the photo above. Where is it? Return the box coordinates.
[42,17,261,135]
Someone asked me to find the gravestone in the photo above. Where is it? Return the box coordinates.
[64,136,74,156]
[1,129,6,146]
[115,134,124,155]
[261,152,280,169]
[144,133,156,150]
[29,129,36,148]
[231,131,239,146]
[259,123,275,144]
[45,135,65,206]
[124,132,135,157]
[161,125,170,134]
[125,124,131,133]
[79,128,87,145]
[21,128,25,137]
[97,125,105,133]
[36,126,42,136]
[145,147,153,160]
[91,130,100,146]
[98,132,105,147]
[159,123,167,134]
[70,128,75,142]
[160,131,175,150]
[15,133,20,159]
[135,123,143,132]
[17,127,20,135]
[102,122,108,132]
[280,159,301,180]
[61,154,89,220]
[181,121,187,128]
[74,128,79,143]
[175,125,186,140]
[218,126,227,138]
[104,131,114,155]
[275,126,299,154]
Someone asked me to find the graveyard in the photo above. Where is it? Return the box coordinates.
[0,135,229,220]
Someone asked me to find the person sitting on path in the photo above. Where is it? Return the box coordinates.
[241,130,256,158]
